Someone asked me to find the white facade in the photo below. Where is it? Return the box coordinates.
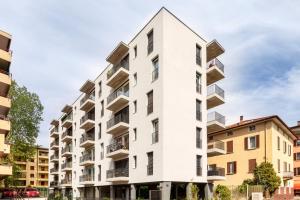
[49,7,225,200]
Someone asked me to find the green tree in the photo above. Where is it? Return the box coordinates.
[215,185,231,200]
[253,162,281,195]
[4,81,43,186]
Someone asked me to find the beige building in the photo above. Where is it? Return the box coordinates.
[208,115,295,187]
[0,29,12,180]
[15,146,49,188]
[291,122,300,195]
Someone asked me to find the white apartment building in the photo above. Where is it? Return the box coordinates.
[49,7,226,200]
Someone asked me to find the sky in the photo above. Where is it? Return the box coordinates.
[1,0,300,147]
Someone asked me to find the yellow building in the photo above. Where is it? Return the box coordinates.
[15,146,49,188]
[0,29,12,179]
[207,115,296,187]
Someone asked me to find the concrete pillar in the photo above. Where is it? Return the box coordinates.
[126,187,130,200]
[205,183,213,200]
[110,185,115,200]
[95,186,100,200]
[160,182,171,200]
[186,183,193,200]
[130,184,136,200]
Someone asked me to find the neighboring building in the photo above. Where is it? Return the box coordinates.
[291,121,300,195]
[14,146,49,188]
[208,115,295,188]
[49,7,226,200]
[0,29,12,180]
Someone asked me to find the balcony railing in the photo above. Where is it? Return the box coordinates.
[107,167,129,179]
[50,155,59,160]
[80,153,95,163]
[107,113,129,129]
[80,134,95,144]
[62,145,72,154]
[152,131,158,144]
[152,68,159,82]
[208,167,225,177]
[62,113,72,123]
[79,174,94,182]
[62,130,72,139]
[50,168,58,173]
[106,141,129,154]
[50,127,58,134]
[50,181,59,187]
[208,140,225,151]
[62,162,72,169]
[207,58,224,72]
[61,178,72,185]
[50,141,59,147]
[107,61,129,80]
[207,112,225,124]
[80,91,95,106]
[107,86,129,105]
[207,84,224,98]
[80,112,95,125]
[147,165,153,176]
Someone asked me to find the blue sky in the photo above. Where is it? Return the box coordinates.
[1,1,300,147]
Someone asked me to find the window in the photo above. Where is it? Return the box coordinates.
[101,100,104,117]
[278,159,280,173]
[296,140,300,146]
[249,125,256,131]
[196,100,202,121]
[295,153,300,160]
[98,81,102,97]
[227,161,237,174]
[98,123,101,139]
[196,45,201,66]
[288,163,291,172]
[134,46,137,58]
[248,159,256,173]
[30,174,34,178]
[284,162,287,172]
[133,156,137,169]
[227,141,233,154]
[133,128,137,141]
[295,167,300,176]
[152,57,159,81]
[196,155,202,176]
[30,166,34,170]
[277,136,280,150]
[196,128,202,149]
[152,119,159,144]
[98,165,101,181]
[227,131,233,136]
[147,29,153,54]
[147,152,153,175]
[100,143,104,160]
[196,73,201,94]
[288,145,291,156]
[133,100,137,114]
[283,141,287,154]
[245,135,259,150]
[147,91,153,114]
[30,181,34,185]
[133,73,137,86]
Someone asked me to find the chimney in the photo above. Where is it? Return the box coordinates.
[298,121,300,126]
[240,115,244,122]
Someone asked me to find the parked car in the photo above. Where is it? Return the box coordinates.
[2,188,18,198]
[22,187,40,197]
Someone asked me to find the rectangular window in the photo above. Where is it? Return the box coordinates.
[245,135,259,150]
[296,140,300,146]
[288,145,291,156]
[133,156,137,169]
[277,136,280,150]
[133,73,137,86]
[278,159,280,173]
[101,100,104,117]
[249,125,256,131]
[196,73,201,94]
[98,123,101,139]
[284,162,287,172]
[147,30,153,54]
[248,159,256,173]
[227,161,237,174]
[196,45,201,66]
[133,100,137,114]
[196,127,202,149]
[100,143,104,160]
[98,165,101,181]
[196,155,202,176]
[98,81,102,97]
[196,100,202,121]
[133,128,137,141]
[283,141,287,153]
[134,46,137,58]
[147,90,153,114]
[152,119,159,144]
[152,57,159,81]
[295,153,300,160]
[147,152,153,175]
[227,141,233,154]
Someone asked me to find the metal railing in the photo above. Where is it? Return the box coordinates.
[207,111,225,124]
[80,153,95,163]
[80,91,95,106]
[62,162,72,169]
[62,113,73,123]
[62,129,73,139]
[207,84,225,98]
[152,131,158,144]
[80,112,95,125]
[106,141,129,154]
[147,165,153,176]
[152,68,159,81]
[207,58,224,72]
[107,167,129,178]
[50,141,59,147]
[208,140,225,150]
[80,134,95,144]
[107,86,129,105]
[107,113,129,129]
[207,167,225,177]
[50,154,59,160]
[62,145,72,154]
[79,174,94,182]
[107,61,129,79]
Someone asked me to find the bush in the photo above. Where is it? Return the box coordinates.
[238,179,255,193]
[215,185,231,200]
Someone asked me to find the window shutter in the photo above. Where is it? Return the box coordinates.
[244,137,248,150]
[248,159,256,173]
[256,135,260,148]
[227,162,230,174]
[227,141,233,153]
[233,161,237,174]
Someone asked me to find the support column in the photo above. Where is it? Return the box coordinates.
[205,183,214,200]
[95,186,100,200]
[160,182,171,200]
[110,185,115,200]
[126,187,130,200]
[130,184,136,200]
[186,183,192,200]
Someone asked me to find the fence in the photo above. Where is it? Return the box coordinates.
[216,185,263,200]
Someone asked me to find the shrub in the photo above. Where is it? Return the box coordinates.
[215,185,231,200]
[238,179,255,193]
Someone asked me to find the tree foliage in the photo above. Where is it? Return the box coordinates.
[215,185,231,200]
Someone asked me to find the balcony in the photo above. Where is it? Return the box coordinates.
[39,152,48,158]
[207,58,225,85]
[282,171,293,180]
[61,178,72,187]
[0,164,12,178]
[207,112,225,133]
[61,113,73,128]
[2,142,10,155]
[207,167,226,181]
[79,153,95,166]
[50,154,59,162]
[50,181,59,188]
[106,113,129,135]
[79,174,94,185]
[106,42,129,65]
[0,96,10,116]
[207,84,225,109]
[38,160,48,166]
[106,167,129,182]
[0,47,12,64]
[80,91,95,112]
[61,129,72,142]
[106,141,129,159]
[80,134,95,148]
[106,86,129,112]
[0,115,10,135]
[106,54,129,88]
[50,168,59,174]
[50,141,59,150]
[206,40,225,62]
[0,71,11,98]
[61,145,72,157]
[207,141,226,156]
[80,112,95,131]
[50,127,59,138]
[61,162,72,172]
